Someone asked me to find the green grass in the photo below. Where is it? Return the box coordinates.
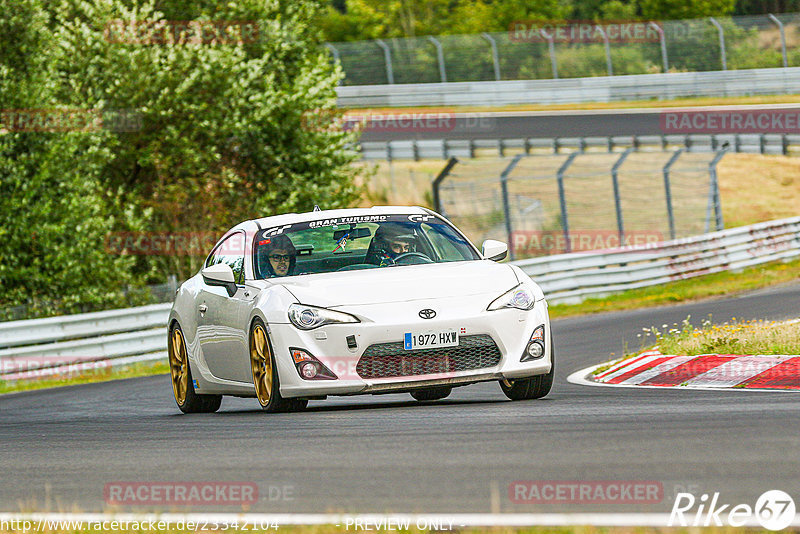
[592,316,800,375]
[549,257,800,319]
[0,360,169,396]
[644,316,800,357]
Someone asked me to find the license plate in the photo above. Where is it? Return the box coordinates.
[403,330,459,350]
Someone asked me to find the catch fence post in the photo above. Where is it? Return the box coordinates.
[611,148,634,242]
[500,154,524,260]
[768,14,788,68]
[428,36,447,83]
[557,152,580,252]
[482,33,502,81]
[432,157,459,215]
[709,18,727,71]
[375,39,395,84]
[662,149,683,240]
[709,149,727,231]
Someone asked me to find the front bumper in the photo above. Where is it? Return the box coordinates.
[269,295,552,398]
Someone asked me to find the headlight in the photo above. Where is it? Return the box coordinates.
[487,284,536,311]
[288,304,359,330]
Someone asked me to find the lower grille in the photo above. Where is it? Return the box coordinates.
[356,334,502,379]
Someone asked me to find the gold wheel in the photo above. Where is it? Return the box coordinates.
[250,324,273,406]
[169,327,189,405]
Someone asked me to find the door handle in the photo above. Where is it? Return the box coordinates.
[198,304,208,314]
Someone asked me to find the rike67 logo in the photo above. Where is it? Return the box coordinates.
[670,490,796,530]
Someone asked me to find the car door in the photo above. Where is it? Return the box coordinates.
[196,231,254,383]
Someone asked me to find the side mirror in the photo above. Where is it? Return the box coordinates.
[481,240,508,262]
[202,263,238,297]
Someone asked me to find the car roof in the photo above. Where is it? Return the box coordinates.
[248,205,431,230]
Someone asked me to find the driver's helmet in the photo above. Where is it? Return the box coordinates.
[373,224,418,264]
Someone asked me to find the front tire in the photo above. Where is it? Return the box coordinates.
[410,386,452,401]
[249,319,308,413]
[500,340,555,401]
[168,323,222,413]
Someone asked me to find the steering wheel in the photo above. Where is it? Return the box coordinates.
[393,252,434,265]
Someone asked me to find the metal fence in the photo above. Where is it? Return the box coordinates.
[433,149,726,260]
[327,13,800,86]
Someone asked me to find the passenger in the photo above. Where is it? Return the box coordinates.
[259,234,297,278]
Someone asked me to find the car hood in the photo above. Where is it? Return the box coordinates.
[272,261,520,308]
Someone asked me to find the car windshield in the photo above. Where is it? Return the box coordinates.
[253,214,480,279]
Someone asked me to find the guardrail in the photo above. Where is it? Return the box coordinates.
[0,303,170,349]
[361,133,800,160]
[0,303,170,378]
[337,67,800,108]
[1,217,798,378]
[517,216,800,303]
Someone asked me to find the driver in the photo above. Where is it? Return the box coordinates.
[366,225,417,267]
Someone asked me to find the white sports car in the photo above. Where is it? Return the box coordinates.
[167,206,554,413]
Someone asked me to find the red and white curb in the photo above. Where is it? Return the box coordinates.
[568,349,800,392]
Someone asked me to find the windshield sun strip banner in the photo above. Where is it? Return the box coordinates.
[260,214,440,238]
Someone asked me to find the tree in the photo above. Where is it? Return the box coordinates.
[321,0,569,41]
[318,0,386,42]
[0,0,139,314]
[639,0,735,19]
[50,0,361,281]
[1,0,363,314]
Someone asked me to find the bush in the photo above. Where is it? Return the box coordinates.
[0,0,363,314]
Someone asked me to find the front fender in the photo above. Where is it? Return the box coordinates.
[247,283,299,332]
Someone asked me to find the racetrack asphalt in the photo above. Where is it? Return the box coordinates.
[358,104,800,142]
[1,282,799,514]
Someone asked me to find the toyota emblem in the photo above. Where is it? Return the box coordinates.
[419,309,436,319]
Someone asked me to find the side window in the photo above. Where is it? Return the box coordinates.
[422,224,462,260]
[205,232,246,284]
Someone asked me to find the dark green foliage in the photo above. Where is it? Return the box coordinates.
[0,0,361,315]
